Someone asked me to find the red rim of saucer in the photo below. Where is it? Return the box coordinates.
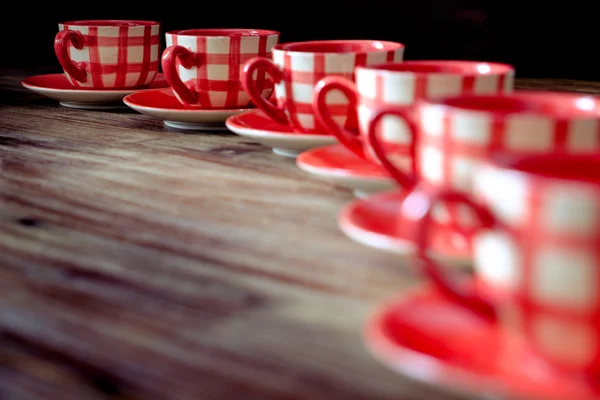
[339,190,473,263]
[226,109,331,136]
[296,144,391,179]
[21,73,168,93]
[123,88,252,112]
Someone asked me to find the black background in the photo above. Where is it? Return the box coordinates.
[1,1,598,81]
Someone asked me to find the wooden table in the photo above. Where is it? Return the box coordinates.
[2,68,598,400]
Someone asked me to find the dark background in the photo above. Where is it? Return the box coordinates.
[2,1,597,81]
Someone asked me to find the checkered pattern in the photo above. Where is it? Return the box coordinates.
[58,22,160,89]
[416,155,600,374]
[359,62,514,178]
[471,158,600,373]
[166,32,279,108]
[272,45,405,133]
[416,94,600,230]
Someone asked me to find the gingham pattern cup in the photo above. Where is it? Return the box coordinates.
[314,60,515,187]
[162,29,279,109]
[368,91,600,229]
[54,20,161,89]
[241,40,405,134]
[406,152,600,377]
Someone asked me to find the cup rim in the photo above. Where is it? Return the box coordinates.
[59,20,160,27]
[425,90,600,120]
[273,39,405,54]
[357,60,514,77]
[166,28,279,37]
[489,151,600,186]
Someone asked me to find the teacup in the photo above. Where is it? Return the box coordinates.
[368,91,600,229]
[313,60,515,186]
[162,29,280,108]
[405,152,600,377]
[241,40,405,134]
[54,20,161,89]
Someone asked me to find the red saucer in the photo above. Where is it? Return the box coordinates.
[227,109,330,135]
[124,87,253,112]
[296,144,395,197]
[365,284,600,400]
[297,144,390,177]
[225,110,337,158]
[339,190,472,266]
[22,73,169,110]
[125,86,195,109]
[123,88,252,130]
[22,73,168,92]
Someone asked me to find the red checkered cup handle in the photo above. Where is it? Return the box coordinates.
[313,76,362,158]
[241,57,288,126]
[161,45,199,106]
[368,107,419,190]
[405,185,500,322]
[54,29,87,83]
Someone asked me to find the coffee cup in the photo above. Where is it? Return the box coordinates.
[368,91,600,228]
[313,60,515,184]
[241,40,405,134]
[162,29,280,108]
[54,20,161,89]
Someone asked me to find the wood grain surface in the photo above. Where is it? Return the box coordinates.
[1,67,598,400]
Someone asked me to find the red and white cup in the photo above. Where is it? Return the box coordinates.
[368,91,600,228]
[313,60,514,185]
[241,40,405,134]
[162,29,280,108]
[54,20,161,89]
[405,152,600,377]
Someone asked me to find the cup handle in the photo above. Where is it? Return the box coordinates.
[241,57,288,126]
[54,29,87,83]
[367,106,419,190]
[313,76,363,159]
[161,45,199,105]
[404,185,499,322]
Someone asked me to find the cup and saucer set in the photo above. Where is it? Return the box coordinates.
[21,19,600,400]
[22,20,168,110]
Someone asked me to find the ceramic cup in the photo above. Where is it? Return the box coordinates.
[241,40,405,134]
[368,91,600,229]
[313,60,515,182]
[54,20,161,89]
[162,29,280,109]
[406,152,600,377]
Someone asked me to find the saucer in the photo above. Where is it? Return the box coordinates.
[339,190,471,267]
[225,110,337,158]
[365,283,600,400]
[123,88,252,130]
[21,73,169,110]
[296,144,395,198]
